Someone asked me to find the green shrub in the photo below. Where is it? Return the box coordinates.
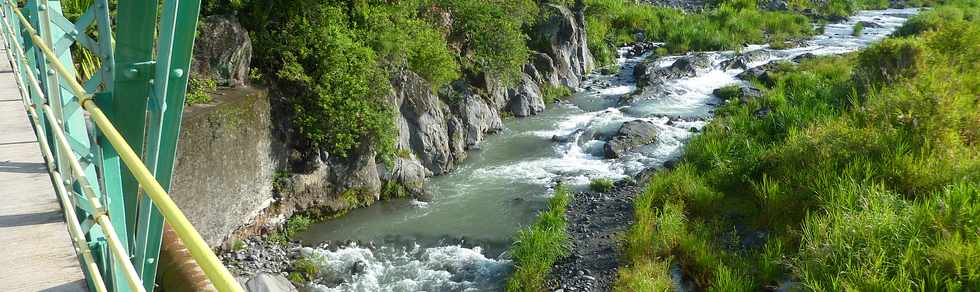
[541,84,573,104]
[713,85,742,100]
[589,178,615,192]
[185,77,216,105]
[507,185,572,292]
[855,37,926,86]
[852,21,864,36]
[289,257,320,282]
[285,214,312,238]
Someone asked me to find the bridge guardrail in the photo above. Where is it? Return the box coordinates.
[0,0,243,291]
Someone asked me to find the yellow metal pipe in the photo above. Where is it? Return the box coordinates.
[4,2,244,291]
[1,28,109,292]
[84,104,244,292]
[1,10,143,292]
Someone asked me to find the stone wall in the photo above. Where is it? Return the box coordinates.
[170,87,277,247]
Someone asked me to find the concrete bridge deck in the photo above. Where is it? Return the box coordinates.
[0,40,88,291]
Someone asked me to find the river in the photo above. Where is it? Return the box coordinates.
[295,8,918,292]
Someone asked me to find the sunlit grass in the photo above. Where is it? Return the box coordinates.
[507,185,572,292]
[616,3,980,289]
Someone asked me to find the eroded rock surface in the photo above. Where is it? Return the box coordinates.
[604,120,660,158]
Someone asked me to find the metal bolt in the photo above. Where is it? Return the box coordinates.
[124,68,138,79]
[38,4,46,10]
[47,68,55,75]
[171,68,184,78]
[146,258,155,264]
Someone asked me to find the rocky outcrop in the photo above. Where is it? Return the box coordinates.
[177,4,596,248]
[720,50,771,70]
[604,120,659,158]
[508,73,546,117]
[627,53,713,102]
[535,4,594,89]
[191,15,252,87]
[454,92,504,148]
[392,71,457,174]
[713,84,763,104]
[636,53,713,88]
[736,60,790,85]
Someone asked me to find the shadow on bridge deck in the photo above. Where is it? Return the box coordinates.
[0,40,88,291]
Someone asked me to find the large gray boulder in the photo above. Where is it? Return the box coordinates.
[720,50,771,70]
[604,120,659,158]
[637,53,713,88]
[191,15,252,87]
[528,51,562,86]
[453,91,504,148]
[246,273,297,292]
[736,61,789,85]
[534,4,594,89]
[508,73,546,117]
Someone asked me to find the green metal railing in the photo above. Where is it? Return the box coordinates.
[0,0,243,291]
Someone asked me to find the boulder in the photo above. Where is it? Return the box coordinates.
[453,91,504,148]
[858,21,884,28]
[391,71,456,174]
[191,15,252,87]
[534,4,594,89]
[604,120,659,158]
[638,53,712,87]
[720,50,770,70]
[712,84,763,104]
[791,53,818,63]
[766,0,789,11]
[529,51,562,86]
[735,61,788,85]
[245,273,298,292]
[508,73,546,117]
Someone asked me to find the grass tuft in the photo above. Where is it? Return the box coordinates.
[589,178,615,193]
[507,185,573,292]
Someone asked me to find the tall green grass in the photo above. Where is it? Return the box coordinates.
[584,0,815,65]
[507,185,572,292]
[616,2,980,290]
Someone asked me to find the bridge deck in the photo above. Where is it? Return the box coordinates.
[0,41,88,290]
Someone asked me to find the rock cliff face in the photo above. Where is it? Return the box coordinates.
[279,3,596,210]
[172,4,595,247]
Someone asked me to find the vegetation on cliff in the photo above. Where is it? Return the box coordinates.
[201,0,543,159]
[616,2,980,290]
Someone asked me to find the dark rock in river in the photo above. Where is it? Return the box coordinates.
[792,52,818,63]
[637,53,713,88]
[736,61,789,85]
[720,50,770,70]
[712,84,763,104]
[858,20,884,28]
[604,120,659,158]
